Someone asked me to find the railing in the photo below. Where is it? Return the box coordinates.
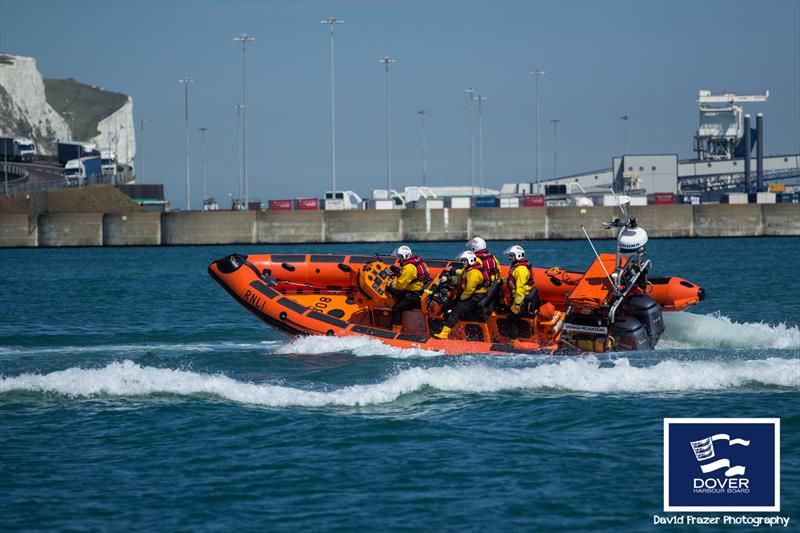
[6,168,135,196]
[679,168,800,192]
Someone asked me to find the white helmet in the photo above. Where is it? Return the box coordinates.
[467,236,487,253]
[458,250,478,266]
[393,245,413,261]
[504,245,525,262]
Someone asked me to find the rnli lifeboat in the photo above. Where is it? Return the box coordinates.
[209,208,705,355]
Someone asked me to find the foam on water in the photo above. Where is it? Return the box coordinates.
[662,312,800,350]
[273,335,442,359]
[0,340,279,356]
[1,357,797,407]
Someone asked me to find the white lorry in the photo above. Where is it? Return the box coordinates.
[64,156,102,186]
[323,190,364,210]
[100,149,117,175]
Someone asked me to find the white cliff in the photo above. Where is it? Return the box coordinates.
[92,97,136,166]
[0,54,70,155]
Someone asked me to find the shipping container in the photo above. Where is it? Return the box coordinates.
[449,197,471,209]
[475,197,498,208]
[767,183,785,193]
[296,198,319,210]
[523,195,545,207]
[499,197,520,208]
[756,192,776,204]
[248,201,263,211]
[652,192,675,205]
[269,199,293,211]
[722,193,748,205]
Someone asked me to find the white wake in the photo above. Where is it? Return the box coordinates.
[1,357,797,407]
[273,335,442,359]
[662,312,800,350]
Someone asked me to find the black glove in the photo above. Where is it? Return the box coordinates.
[389,265,401,276]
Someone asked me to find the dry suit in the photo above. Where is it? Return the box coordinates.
[506,258,540,340]
[444,265,489,329]
[390,256,429,328]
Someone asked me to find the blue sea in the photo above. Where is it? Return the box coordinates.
[1,237,798,531]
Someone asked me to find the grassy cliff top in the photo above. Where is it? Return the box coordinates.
[44,78,128,142]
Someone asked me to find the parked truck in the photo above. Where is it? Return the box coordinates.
[100,148,117,175]
[64,156,102,186]
[323,190,364,210]
[58,142,99,166]
[0,137,36,162]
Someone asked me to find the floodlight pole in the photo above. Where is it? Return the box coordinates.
[199,127,208,206]
[379,55,396,192]
[234,104,244,206]
[417,109,428,186]
[321,17,343,193]
[476,94,487,192]
[234,33,255,209]
[530,69,544,192]
[139,118,146,181]
[620,114,629,154]
[178,78,193,210]
[551,118,560,180]
[465,86,476,197]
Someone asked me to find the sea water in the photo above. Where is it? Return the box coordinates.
[1,237,798,531]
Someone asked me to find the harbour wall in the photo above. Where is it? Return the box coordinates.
[1,204,799,247]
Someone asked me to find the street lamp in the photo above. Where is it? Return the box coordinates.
[378,55,396,192]
[417,109,428,186]
[551,118,560,180]
[233,33,255,209]
[178,77,193,210]
[529,68,545,192]
[321,17,343,193]
[199,127,208,207]
[465,86,476,196]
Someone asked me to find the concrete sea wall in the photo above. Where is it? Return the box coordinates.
[0,204,798,247]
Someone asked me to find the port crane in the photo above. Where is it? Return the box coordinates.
[694,90,768,160]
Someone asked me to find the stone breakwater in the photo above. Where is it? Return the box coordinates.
[1,204,798,247]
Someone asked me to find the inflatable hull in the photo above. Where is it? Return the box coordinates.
[209,253,705,356]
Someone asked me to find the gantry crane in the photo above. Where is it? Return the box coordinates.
[694,90,768,160]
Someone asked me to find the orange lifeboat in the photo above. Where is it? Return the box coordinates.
[208,251,704,356]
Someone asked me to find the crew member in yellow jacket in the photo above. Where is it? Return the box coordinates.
[433,250,488,339]
[504,245,540,342]
[389,245,431,333]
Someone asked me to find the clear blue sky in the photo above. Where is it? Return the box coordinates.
[2,0,798,209]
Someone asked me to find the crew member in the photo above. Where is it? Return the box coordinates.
[503,245,540,342]
[467,236,501,283]
[389,245,430,333]
[433,250,488,339]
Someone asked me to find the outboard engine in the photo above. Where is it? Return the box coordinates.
[610,316,650,351]
[622,294,664,348]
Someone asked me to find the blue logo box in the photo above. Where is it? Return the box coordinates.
[664,418,780,512]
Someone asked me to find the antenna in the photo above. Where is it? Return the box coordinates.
[609,187,629,219]
[580,225,618,294]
